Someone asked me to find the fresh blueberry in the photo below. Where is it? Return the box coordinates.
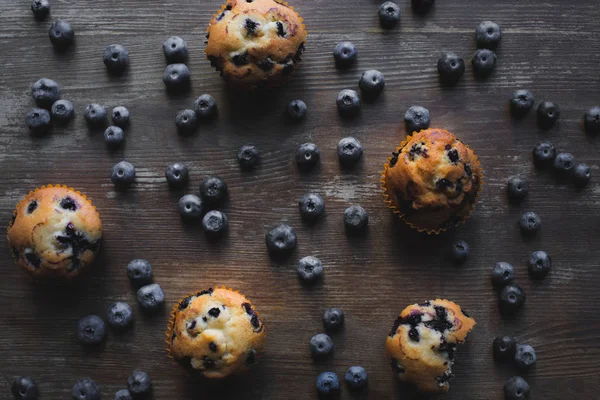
[437,53,465,85]
[336,89,361,117]
[31,78,60,109]
[175,109,198,135]
[537,101,560,129]
[491,262,515,288]
[475,21,502,49]
[84,103,107,126]
[136,284,165,312]
[450,240,470,264]
[163,36,188,63]
[323,308,344,332]
[499,284,526,315]
[194,94,218,120]
[358,70,385,99]
[472,49,497,77]
[344,205,368,233]
[31,0,50,21]
[297,256,324,283]
[106,302,133,330]
[127,370,152,397]
[71,379,100,400]
[296,143,321,170]
[49,20,74,51]
[111,161,136,187]
[178,194,203,220]
[493,336,517,362]
[51,100,75,124]
[519,212,541,235]
[287,99,307,121]
[345,366,368,391]
[310,333,334,360]
[237,144,260,170]
[103,44,129,75]
[411,0,435,14]
[165,162,189,189]
[573,163,591,187]
[333,41,357,68]
[504,376,531,400]
[404,105,431,133]
[532,142,556,167]
[528,250,551,279]
[316,372,340,396]
[378,1,401,29]
[584,106,600,135]
[202,210,228,240]
[127,259,153,285]
[114,389,133,400]
[299,193,325,221]
[337,137,363,166]
[11,376,39,400]
[507,176,529,202]
[265,224,297,258]
[104,126,125,149]
[163,64,190,88]
[25,108,51,135]
[510,90,535,118]
[553,152,575,178]
[111,106,130,127]
[199,176,228,206]
[514,344,536,370]
[77,315,106,345]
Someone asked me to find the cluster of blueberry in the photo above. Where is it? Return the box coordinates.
[493,336,537,400]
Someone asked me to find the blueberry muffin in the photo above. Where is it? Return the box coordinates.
[205,0,307,89]
[386,299,476,393]
[381,129,483,233]
[6,185,102,279]
[166,287,266,379]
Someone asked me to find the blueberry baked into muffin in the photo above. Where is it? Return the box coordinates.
[205,0,307,89]
[7,185,102,279]
[166,287,266,379]
[381,129,483,233]
[386,299,476,393]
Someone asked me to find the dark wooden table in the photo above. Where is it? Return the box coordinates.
[1,0,599,398]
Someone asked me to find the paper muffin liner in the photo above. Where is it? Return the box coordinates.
[380,131,484,235]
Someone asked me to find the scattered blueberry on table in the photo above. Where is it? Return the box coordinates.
[316,372,340,396]
[336,89,361,117]
[323,308,345,331]
[528,250,551,279]
[111,106,130,127]
[127,370,152,397]
[493,335,517,362]
[295,143,321,171]
[437,52,465,85]
[199,176,228,206]
[310,333,334,359]
[378,1,401,29]
[337,137,364,167]
[475,21,502,49]
[178,194,203,220]
[127,259,153,285]
[165,162,189,189]
[450,239,470,264]
[163,63,191,88]
[104,44,129,75]
[509,90,535,118]
[84,103,107,126]
[553,152,575,178]
[237,144,260,170]
[358,70,385,99]
[114,389,133,400]
[287,99,307,121]
[537,101,560,129]
[51,99,75,124]
[49,20,74,51]
[104,126,125,149]
[519,212,541,236]
[71,379,100,400]
[297,256,324,283]
[472,48,497,77]
[31,0,50,21]
[202,210,229,240]
[584,106,600,134]
[532,142,556,167]
[343,205,369,234]
[194,94,218,120]
[163,36,188,63]
[25,108,51,135]
[106,302,133,330]
[503,376,531,400]
[11,376,39,400]
[136,283,165,312]
[31,78,60,109]
[299,193,325,221]
[507,176,529,202]
[514,344,536,369]
[499,284,526,315]
[110,161,136,187]
[491,262,515,288]
[175,109,198,135]
[345,366,368,391]
[265,224,297,258]
[404,105,431,133]
[333,41,357,68]
[76,315,106,345]
[573,163,591,187]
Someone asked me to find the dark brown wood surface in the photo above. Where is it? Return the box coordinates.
[1,0,600,398]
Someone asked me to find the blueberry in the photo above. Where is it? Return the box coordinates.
[528,250,551,279]
[316,372,340,396]
[323,308,344,331]
[475,21,502,49]
[472,49,497,77]
[165,162,189,189]
[175,109,198,135]
[532,142,556,167]
[137,284,165,312]
[437,53,465,85]
[163,36,188,63]
[411,0,435,14]
[491,262,515,288]
[333,41,357,68]
[49,20,74,51]
[499,284,526,315]
[504,376,531,400]
[337,137,363,166]
[77,315,106,345]
[126,259,153,285]
[31,78,60,109]
[336,89,361,117]
[310,333,334,360]
[344,205,368,233]
[519,212,541,235]
[553,152,575,178]
[106,302,133,330]
[378,1,401,29]
[199,176,228,206]
[202,210,228,240]
[493,336,517,362]
[510,90,535,118]
[584,106,600,135]
[111,161,136,187]
[450,240,469,264]
[287,99,307,121]
[573,163,591,187]
[178,194,203,220]
[507,176,528,202]
[358,70,385,99]
[514,344,536,370]
[295,143,321,170]
[404,105,431,133]
[11,376,39,400]
[345,366,368,391]
[25,108,51,135]
[51,100,75,124]
[127,370,152,397]
[237,144,260,170]
[103,44,129,75]
[265,224,297,257]
[31,0,50,21]
[537,101,560,129]
[299,193,325,221]
[111,106,130,127]
[71,379,100,400]
[84,103,107,126]
[163,64,191,88]
[297,256,324,283]
[104,126,125,149]
[114,389,133,400]
[194,94,218,120]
